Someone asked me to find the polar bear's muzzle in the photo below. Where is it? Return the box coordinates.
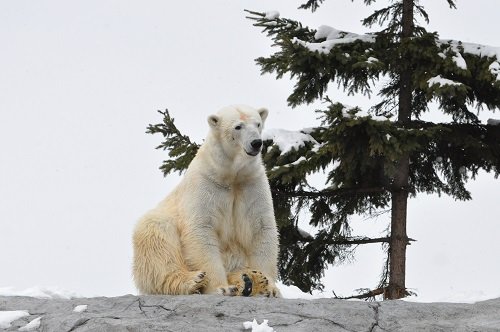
[246,139,263,156]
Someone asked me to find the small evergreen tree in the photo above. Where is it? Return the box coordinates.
[148,0,500,300]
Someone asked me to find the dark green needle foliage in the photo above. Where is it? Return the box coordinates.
[147,0,500,299]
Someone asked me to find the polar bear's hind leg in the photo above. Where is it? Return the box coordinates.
[133,218,207,295]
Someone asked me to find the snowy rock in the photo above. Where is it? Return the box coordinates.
[18,317,41,331]
[1,295,500,331]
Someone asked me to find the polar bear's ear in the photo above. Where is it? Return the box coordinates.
[257,108,269,123]
[207,115,220,129]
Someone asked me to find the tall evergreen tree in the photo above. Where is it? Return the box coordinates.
[148,0,500,299]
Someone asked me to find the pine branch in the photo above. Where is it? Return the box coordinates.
[446,0,457,9]
[334,287,386,300]
[146,109,200,176]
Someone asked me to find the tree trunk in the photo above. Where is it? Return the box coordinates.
[386,0,414,300]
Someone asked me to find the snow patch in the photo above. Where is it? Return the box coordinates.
[18,317,41,331]
[0,311,29,329]
[264,11,280,20]
[366,57,379,64]
[489,61,500,80]
[427,75,462,87]
[452,53,467,70]
[243,319,275,332]
[442,40,500,60]
[277,282,328,299]
[294,25,375,54]
[73,305,88,313]
[262,128,318,154]
[0,286,80,299]
[341,104,357,118]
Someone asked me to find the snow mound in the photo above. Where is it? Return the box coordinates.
[0,310,29,329]
[0,286,80,299]
[277,282,329,299]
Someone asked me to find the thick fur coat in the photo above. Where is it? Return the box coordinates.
[133,105,280,296]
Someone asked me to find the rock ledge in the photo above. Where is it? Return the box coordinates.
[1,295,499,331]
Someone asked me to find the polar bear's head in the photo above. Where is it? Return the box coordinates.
[207,105,268,157]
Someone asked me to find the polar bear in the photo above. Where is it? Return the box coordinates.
[133,105,280,297]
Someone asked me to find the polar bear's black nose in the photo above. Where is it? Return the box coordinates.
[251,139,263,149]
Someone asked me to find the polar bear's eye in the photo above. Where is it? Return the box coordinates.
[235,125,242,130]
[257,123,261,128]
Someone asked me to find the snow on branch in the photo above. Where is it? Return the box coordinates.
[427,75,463,88]
[439,39,500,78]
[262,128,319,155]
[293,25,376,54]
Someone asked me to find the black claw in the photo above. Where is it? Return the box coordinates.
[242,274,253,296]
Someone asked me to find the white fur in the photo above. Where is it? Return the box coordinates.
[133,105,279,295]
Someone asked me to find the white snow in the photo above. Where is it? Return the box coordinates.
[243,319,275,332]
[277,282,328,299]
[489,61,500,80]
[73,305,88,313]
[290,156,307,166]
[262,128,318,155]
[341,104,357,118]
[366,57,379,64]
[427,75,463,87]
[18,317,41,331]
[311,142,324,153]
[487,118,500,126]
[0,311,29,329]
[441,39,500,60]
[264,11,280,20]
[452,53,467,70]
[294,25,375,54]
[0,286,80,299]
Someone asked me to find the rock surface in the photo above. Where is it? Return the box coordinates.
[1,295,499,331]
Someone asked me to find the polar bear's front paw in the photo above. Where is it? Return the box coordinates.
[226,272,253,296]
[186,271,208,294]
[226,270,279,297]
[246,270,280,297]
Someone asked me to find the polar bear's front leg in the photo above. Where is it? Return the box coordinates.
[181,229,238,296]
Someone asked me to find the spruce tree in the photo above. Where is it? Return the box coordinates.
[147,0,500,300]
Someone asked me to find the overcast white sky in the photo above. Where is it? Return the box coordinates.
[1,0,498,303]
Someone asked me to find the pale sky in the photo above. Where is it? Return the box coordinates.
[0,0,499,302]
